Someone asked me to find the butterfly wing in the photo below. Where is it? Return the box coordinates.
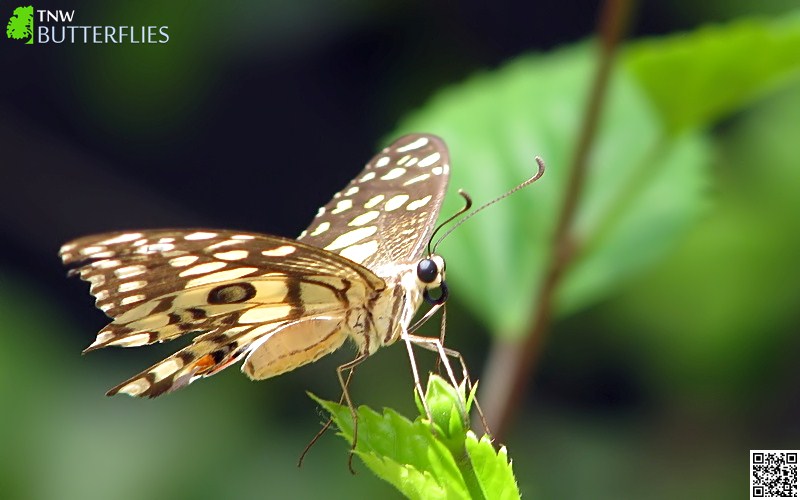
[60,229,385,396]
[61,134,452,397]
[298,133,450,271]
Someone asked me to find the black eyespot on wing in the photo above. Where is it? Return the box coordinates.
[416,259,438,284]
[207,283,257,304]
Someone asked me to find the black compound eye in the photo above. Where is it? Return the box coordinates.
[416,258,438,284]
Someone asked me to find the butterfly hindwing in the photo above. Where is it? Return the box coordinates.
[105,314,350,398]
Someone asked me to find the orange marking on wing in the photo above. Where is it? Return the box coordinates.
[194,354,217,374]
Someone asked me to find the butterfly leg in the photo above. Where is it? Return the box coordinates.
[297,365,357,468]
[401,331,435,424]
[434,305,448,375]
[404,333,492,438]
[336,352,370,474]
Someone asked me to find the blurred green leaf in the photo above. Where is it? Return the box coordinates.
[311,375,519,499]
[608,80,800,405]
[392,12,800,337]
[626,11,800,133]
[392,45,707,335]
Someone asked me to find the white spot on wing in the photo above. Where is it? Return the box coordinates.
[359,172,376,183]
[113,300,161,324]
[93,259,121,269]
[185,231,217,240]
[179,261,227,277]
[151,358,184,382]
[310,222,330,236]
[118,378,151,396]
[324,226,378,251]
[90,251,115,258]
[364,195,384,208]
[418,152,441,168]
[375,156,390,167]
[384,194,409,211]
[344,186,360,196]
[111,332,151,347]
[261,245,296,257]
[316,207,325,218]
[348,211,380,226]
[206,240,241,250]
[381,167,406,180]
[114,265,147,279]
[432,166,444,175]
[396,137,429,152]
[403,173,431,186]
[120,295,146,306]
[99,233,144,245]
[88,274,105,286]
[331,199,353,214]
[406,195,433,211]
[169,255,199,267]
[214,250,249,260]
[232,234,255,240]
[118,281,147,293]
[88,331,114,349]
[339,240,379,264]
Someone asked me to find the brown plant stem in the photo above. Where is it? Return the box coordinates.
[477,0,634,441]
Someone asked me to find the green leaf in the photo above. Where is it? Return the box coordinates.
[556,131,711,314]
[391,13,800,336]
[310,376,519,499]
[392,44,709,335]
[311,393,468,500]
[465,434,520,500]
[625,11,800,133]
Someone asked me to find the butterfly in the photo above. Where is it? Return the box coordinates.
[60,134,454,399]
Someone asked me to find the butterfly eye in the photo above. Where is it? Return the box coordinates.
[416,258,438,284]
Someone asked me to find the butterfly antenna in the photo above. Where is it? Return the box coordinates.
[427,192,473,256]
[432,156,546,254]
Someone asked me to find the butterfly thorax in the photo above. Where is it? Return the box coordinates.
[351,253,446,355]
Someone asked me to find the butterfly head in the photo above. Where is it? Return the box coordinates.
[416,254,448,305]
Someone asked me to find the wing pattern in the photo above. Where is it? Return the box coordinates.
[61,134,452,397]
[298,133,450,272]
[60,229,384,396]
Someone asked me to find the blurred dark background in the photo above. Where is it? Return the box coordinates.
[1,0,798,498]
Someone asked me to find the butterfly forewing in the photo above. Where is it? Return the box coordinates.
[298,134,450,270]
[61,229,384,338]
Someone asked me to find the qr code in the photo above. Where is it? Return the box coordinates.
[751,450,799,499]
